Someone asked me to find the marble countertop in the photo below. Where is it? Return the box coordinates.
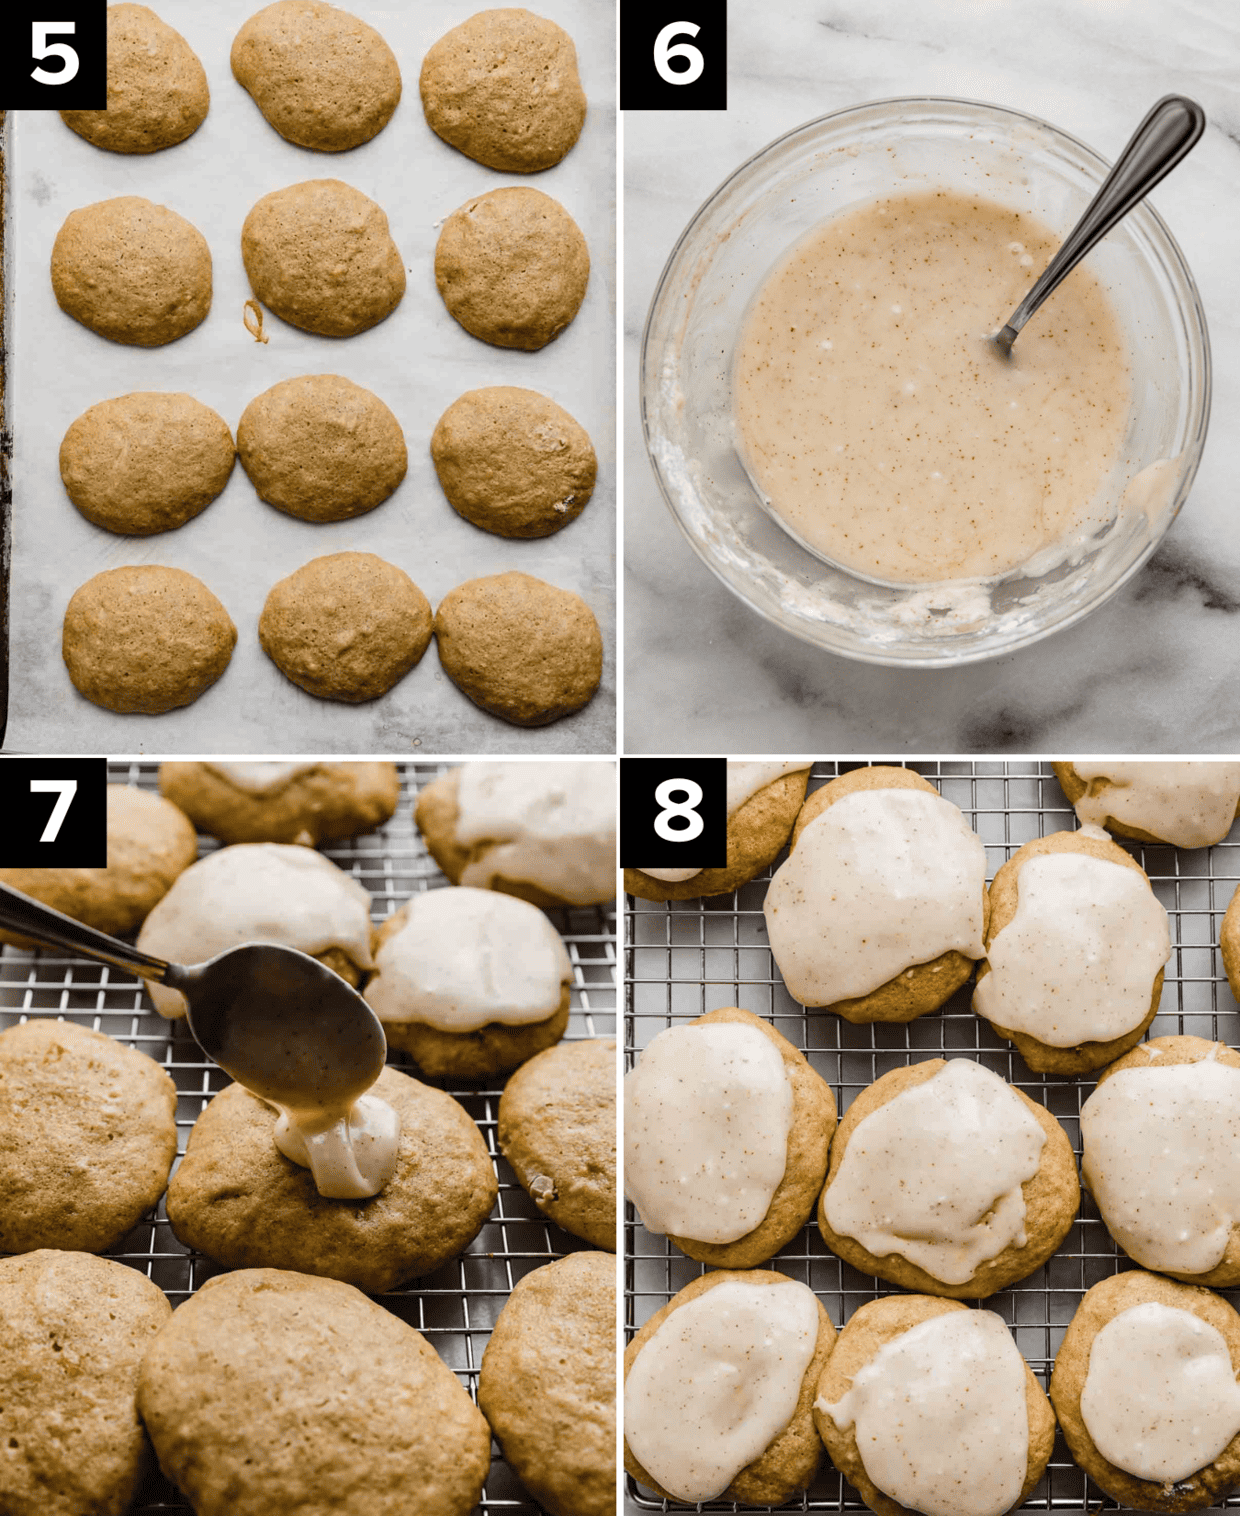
[623,0,1240,754]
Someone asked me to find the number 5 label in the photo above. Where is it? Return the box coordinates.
[0,759,107,868]
[620,4,728,112]
[0,3,106,110]
[31,21,80,84]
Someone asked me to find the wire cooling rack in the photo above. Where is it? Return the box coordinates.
[625,759,1240,1515]
[0,761,617,1516]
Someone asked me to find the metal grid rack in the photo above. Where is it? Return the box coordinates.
[625,759,1240,1515]
[0,761,617,1516]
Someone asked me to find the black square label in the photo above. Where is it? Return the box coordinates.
[620,758,727,870]
[620,3,727,112]
[0,2,107,111]
[0,759,107,867]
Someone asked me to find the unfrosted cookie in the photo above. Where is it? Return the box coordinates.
[1216,888,1240,1003]
[159,760,399,846]
[478,1252,614,1516]
[61,4,209,154]
[0,1019,177,1254]
[420,8,586,172]
[259,552,432,702]
[431,386,595,537]
[242,180,405,336]
[137,1268,492,1516]
[1054,760,1240,848]
[498,1037,615,1250]
[237,374,406,522]
[434,571,602,726]
[62,565,236,714]
[60,391,235,535]
[231,0,401,151]
[435,187,588,350]
[0,1250,172,1516]
[51,196,212,346]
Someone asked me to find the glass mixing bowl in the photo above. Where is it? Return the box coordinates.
[639,98,1211,667]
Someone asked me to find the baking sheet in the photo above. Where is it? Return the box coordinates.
[5,0,615,754]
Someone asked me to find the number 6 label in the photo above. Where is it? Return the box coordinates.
[653,22,704,86]
[620,5,727,112]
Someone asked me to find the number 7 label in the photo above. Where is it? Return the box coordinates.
[0,759,106,867]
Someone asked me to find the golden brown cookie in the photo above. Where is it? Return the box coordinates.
[259,552,432,702]
[62,565,236,714]
[431,386,595,538]
[1219,891,1240,1003]
[237,374,406,523]
[137,1268,492,1516]
[242,180,405,336]
[420,8,586,172]
[0,1019,177,1254]
[435,187,589,350]
[158,761,399,847]
[0,1250,172,1516]
[434,571,602,726]
[59,391,235,535]
[231,0,401,151]
[51,196,212,345]
[478,1252,614,1516]
[1053,761,1240,847]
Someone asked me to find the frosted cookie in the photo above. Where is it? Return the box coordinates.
[765,767,988,1021]
[625,1008,834,1268]
[259,552,433,702]
[51,196,211,345]
[137,1268,492,1516]
[498,1037,616,1250]
[1053,760,1240,848]
[435,571,602,726]
[0,1250,172,1516]
[60,391,234,536]
[818,1058,1077,1298]
[815,1295,1055,1516]
[435,187,589,350]
[135,842,375,1018]
[0,1019,177,1254]
[241,180,405,336]
[478,1252,614,1516]
[1080,1035,1240,1287]
[231,0,401,151]
[61,4,208,153]
[624,1270,835,1506]
[415,760,616,908]
[431,386,596,538]
[159,761,399,847]
[62,565,236,714]
[238,375,406,522]
[974,828,1170,1074]
[626,762,812,901]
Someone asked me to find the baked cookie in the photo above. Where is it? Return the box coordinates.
[478,1252,614,1516]
[435,187,589,350]
[0,1019,177,1254]
[765,766,988,1021]
[498,1037,615,1250]
[165,1066,496,1291]
[62,565,236,714]
[51,196,211,345]
[625,1008,833,1267]
[1050,1270,1240,1512]
[1080,1035,1240,1287]
[137,1268,492,1516]
[974,827,1170,1074]
[815,1295,1055,1516]
[1054,760,1240,848]
[1216,887,1240,1003]
[625,1270,835,1506]
[420,8,586,173]
[241,180,405,336]
[259,552,432,702]
[0,1250,172,1516]
[431,386,595,538]
[60,391,235,536]
[61,4,209,154]
[817,1058,1078,1298]
[435,571,602,726]
[158,761,399,847]
[415,761,616,908]
[135,842,375,1018]
[231,0,401,151]
[237,374,406,523]
[626,762,811,901]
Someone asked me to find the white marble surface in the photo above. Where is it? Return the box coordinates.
[623,0,1240,753]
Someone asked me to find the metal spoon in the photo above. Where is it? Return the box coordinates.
[993,95,1205,357]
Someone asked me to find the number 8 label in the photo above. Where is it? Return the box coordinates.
[654,778,704,842]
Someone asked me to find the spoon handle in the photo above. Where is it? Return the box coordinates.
[996,94,1205,353]
[0,881,173,982]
